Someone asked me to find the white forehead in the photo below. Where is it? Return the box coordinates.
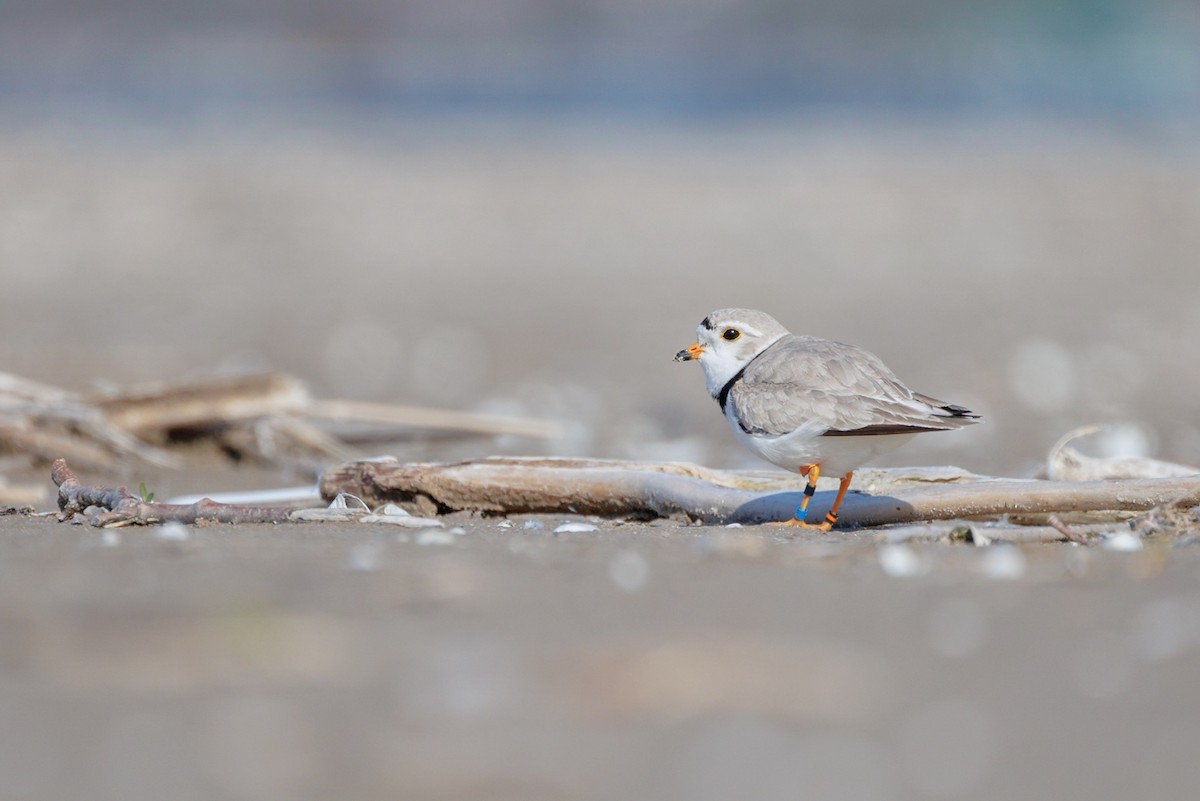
[698,320,765,338]
[697,308,788,339]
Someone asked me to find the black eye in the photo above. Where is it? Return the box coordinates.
[722,328,741,341]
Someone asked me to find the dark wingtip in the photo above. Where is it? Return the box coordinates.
[942,403,980,419]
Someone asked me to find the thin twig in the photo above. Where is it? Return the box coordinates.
[52,459,298,528]
[1046,514,1092,544]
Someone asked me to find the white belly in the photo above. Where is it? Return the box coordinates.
[726,406,916,477]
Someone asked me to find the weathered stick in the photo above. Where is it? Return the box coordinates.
[320,457,1200,527]
[52,459,297,528]
[6,370,564,472]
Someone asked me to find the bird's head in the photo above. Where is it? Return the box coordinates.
[675,308,789,398]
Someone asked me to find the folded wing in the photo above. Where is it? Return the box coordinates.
[727,335,980,437]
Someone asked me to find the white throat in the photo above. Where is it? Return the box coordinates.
[700,334,785,399]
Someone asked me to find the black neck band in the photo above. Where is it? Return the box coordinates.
[717,363,749,413]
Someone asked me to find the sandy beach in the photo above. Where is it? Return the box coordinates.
[3,118,1200,799]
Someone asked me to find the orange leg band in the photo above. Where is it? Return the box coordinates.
[823,472,853,527]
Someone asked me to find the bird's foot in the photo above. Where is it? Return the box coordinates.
[770,517,833,532]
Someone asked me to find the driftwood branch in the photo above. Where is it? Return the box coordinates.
[52,459,296,527]
[3,370,562,472]
[91,374,564,443]
[1046,424,1199,481]
[90,372,309,435]
[320,456,1200,528]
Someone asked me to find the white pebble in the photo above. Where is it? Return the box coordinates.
[609,549,650,593]
[156,521,190,542]
[981,544,1027,580]
[345,541,382,571]
[523,520,545,530]
[415,529,458,546]
[1102,531,1143,552]
[555,522,599,534]
[878,544,923,578]
[497,519,513,529]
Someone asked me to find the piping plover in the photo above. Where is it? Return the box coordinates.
[675,308,979,529]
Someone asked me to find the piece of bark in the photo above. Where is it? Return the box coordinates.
[52,459,297,528]
[320,456,1200,527]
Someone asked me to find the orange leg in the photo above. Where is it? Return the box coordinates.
[821,471,854,529]
[776,468,853,531]
[775,463,822,528]
[797,464,819,515]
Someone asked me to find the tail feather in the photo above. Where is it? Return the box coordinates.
[914,393,980,422]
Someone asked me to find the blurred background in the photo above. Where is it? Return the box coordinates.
[2,0,1199,478]
[4,4,1200,801]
